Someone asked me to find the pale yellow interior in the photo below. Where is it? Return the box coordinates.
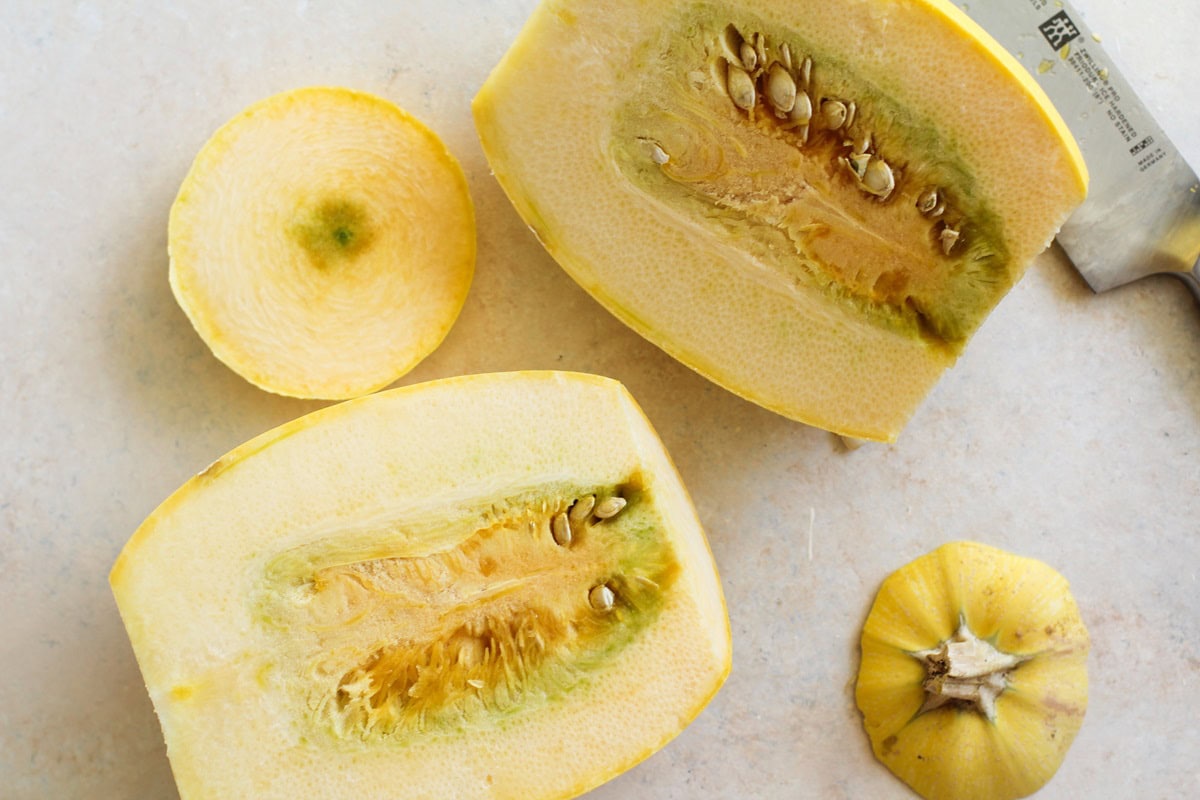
[170,87,475,400]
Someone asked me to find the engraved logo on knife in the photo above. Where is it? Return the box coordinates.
[1129,136,1155,156]
[1038,10,1081,51]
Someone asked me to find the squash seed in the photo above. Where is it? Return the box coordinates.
[917,187,941,215]
[840,151,895,200]
[842,153,870,180]
[819,99,848,129]
[551,512,573,546]
[780,42,793,71]
[727,65,757,111]
[637,137,670,165]
[861,158,895,198]
[787,89,816,127]
[939,224,960,255]
[800,56,812,89]
[589,583,616,612]
[594,496,628,519]
[765,63,797,116]
[739,41,758,72]
[569,494,597,523]
[457,636,485,668]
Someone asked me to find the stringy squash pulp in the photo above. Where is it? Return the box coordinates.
[474,0,1087,440]
[110,372,730,800]
[170,87,475,400]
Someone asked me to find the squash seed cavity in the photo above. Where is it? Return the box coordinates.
[256,479,678,742]
[610,4,1011,348]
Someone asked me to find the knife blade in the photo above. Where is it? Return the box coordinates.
[961,0,1200,299]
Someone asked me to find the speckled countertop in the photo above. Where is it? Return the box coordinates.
[2,1,1197,798]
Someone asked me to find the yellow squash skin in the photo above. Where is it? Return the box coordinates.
[856,541,1089,800]
[170,87,475,400]
[474,0,1087,441]
[111,372,731,800]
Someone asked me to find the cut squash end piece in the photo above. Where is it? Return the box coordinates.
[170,86,475,400]
[474,0,1086,441]
[111,371,730,800]
[855,541,1089,800]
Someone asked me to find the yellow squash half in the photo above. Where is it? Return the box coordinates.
[856,541,1089,800]
[111,372,731,799]
[170,87,475,399]
[474,0,1087,441]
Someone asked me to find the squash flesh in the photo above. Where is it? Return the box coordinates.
[474,0,1087,440]
[170,87,475,400]
[110,372,730,799]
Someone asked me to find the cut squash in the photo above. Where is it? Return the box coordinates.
[170,87,475,400]
[856,541,1089,800]
[110,371,730,799]
[474,0,1087,440]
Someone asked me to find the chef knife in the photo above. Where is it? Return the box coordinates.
[962,0,1200,300]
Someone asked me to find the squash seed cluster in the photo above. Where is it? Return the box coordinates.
[706,24,963,256]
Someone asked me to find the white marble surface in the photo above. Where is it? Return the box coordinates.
[1,1,1197,798]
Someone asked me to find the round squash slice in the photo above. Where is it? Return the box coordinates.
[855,541,1090,800]
[110,371,731,800]
[473,0,1087,441]
[169,87,475,399]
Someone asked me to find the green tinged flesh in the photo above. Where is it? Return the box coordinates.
[255,477,677,743]
[609,3,1011,347]
[290,197,376,268]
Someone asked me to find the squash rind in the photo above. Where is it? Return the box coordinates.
[855,541,1089,800]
